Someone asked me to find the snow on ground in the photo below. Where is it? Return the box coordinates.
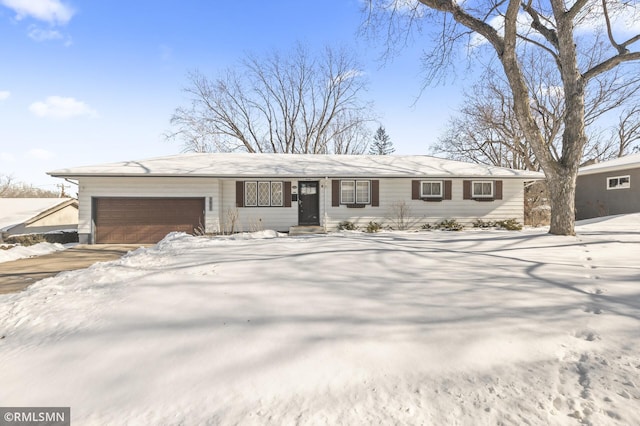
[0,242,67,264]
[1,215,639,425]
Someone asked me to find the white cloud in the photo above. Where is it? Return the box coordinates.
[27,25,73,45]
[0,91,10,101]
[29,96,97,119]
[576,0,640,36]
[26,148,55,160]
[0,0,74,25]
[28,26,62,41]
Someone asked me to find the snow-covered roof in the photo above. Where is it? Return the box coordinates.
[48,153,544,179]
[0,198,75,232]
[579,153,640,176]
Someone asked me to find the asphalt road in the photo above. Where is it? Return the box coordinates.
[0,244,148,295]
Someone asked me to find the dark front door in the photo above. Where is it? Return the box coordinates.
[298,181,320,226]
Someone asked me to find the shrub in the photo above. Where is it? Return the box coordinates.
[365,221,382,233]
[387,201,413,230]
[4,234,46,246]
[473,219,495,228]
[436,219,464,231]
[494,218,523,231]
[3,231,79,245]
[338,221,357,231]
[420,223,433,230]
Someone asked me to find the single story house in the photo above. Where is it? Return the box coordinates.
[0,198,78,241]
[576,153,640,220]
[48,153,543,244]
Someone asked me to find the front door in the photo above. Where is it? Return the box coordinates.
[298,181,320,226]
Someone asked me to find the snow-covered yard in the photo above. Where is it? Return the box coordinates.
[1,215,639,425]
[0,242,68,264]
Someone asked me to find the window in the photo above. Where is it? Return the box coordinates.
[244,181,284,207]
[245,182,258,206]
[421,181,442,198]
[271,182,283,206]
[607,175,630,190]
[356,181,370,204]
[472,181,493,198]
[341,180,370,204]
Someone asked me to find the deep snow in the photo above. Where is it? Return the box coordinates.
[1,215,639,425]
[0,242,67,264]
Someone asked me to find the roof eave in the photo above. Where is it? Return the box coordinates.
[49,172,543,180]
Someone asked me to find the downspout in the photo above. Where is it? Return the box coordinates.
[323,177,329,232]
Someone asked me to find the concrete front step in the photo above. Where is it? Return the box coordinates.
[289,226,326,236]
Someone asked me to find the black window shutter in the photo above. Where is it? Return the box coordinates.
[412,180,420,200]
[463,180,472,200]
[284,181,292,207]
[371,180,379,207]
[236,181,244,207]
[444,180,452,200]
[494,180,503,200]
[332,180,340,207]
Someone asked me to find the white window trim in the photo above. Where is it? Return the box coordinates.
[257,181,271,207]
[270,182,284,207]
[245,181,258,207]
[356,180,370,204]
[607,175,630,190]
[340,180,355,204]
[245,181,285,207]
[420,180,443,198]
[472,180,494,198]
[341,180,370,205]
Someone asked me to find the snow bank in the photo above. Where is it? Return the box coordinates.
[0,242,66,264]
[0,216,639,424]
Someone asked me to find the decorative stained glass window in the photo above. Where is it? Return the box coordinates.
[271,182,283,206]
[245,182,257,206]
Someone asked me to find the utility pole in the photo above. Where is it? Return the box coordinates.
[57,183,68,197]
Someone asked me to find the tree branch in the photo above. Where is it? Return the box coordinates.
[418,0,505,55]
[566,0,590,21]
[521,0,559,49]
[583,52,640,81]
[602,0,627,54]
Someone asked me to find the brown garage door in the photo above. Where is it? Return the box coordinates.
[94,197,205,244]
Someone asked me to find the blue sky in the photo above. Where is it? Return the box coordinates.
[0,0,470,191]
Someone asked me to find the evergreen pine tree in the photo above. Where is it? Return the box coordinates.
[368,126,395,155]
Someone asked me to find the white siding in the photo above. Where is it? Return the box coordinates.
[78,176,526,237]
[78,177,220,238]
[224,177,524,232]
[220,179,298,232]
[324,178,525,231]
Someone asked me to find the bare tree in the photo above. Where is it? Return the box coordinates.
[0,175,59,197]
[0,174,12,196]
[431,69,538,170]
[432,60,640,169]
[364,0,640,235]
[169,43,374,155]
[613,103,640,157]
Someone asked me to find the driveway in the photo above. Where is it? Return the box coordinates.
[0,244,147,295]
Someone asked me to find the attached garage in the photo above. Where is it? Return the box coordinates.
[93,197,205,244]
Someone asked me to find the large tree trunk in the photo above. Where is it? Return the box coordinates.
[546,168,577,236]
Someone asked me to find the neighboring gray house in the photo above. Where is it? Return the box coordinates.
[48,153,543,244]
[0,198,78,240]
[576,153,640,220]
